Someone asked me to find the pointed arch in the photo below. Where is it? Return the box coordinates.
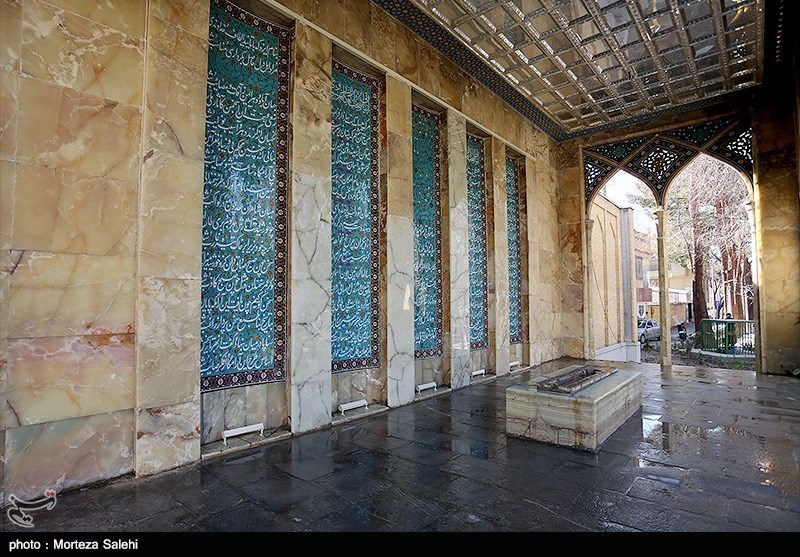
[586,168,658,213]
[661,151,754,205]
[660,152,758,323]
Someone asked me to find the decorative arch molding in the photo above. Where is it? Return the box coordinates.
[583,117,753,207]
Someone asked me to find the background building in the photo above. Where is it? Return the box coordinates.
[648,261,693,325]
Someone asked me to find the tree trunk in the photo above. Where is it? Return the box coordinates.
[721,245,733,317]
[730,246,745,319]
[692,253,709,347]
[743,254,753,320]
[690,192,709,347]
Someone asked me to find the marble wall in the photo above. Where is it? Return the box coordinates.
[489,137,510,375]
[2,0,143,500]
[331,368,385,411]
[1,0,572,500]
[753,83,800,375]
[0,0,206,497]
[470,349,491,377]
[273,0,549,158]
[289,22,333,433]
[4,0,796,504]
[201,382,287,444]
[527,138,568,365]
[1,0,17,504]
[589,195,624,350]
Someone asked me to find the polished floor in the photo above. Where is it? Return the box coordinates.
[3,358,799,533]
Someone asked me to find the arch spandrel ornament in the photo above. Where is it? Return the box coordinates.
[586,135,652,163]
[582,116,754,207]
[661,118,736,147]
[583,156,615,199]
[625,138,696,199]
[708,123,754,179]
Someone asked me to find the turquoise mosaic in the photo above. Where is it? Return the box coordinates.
[331,62,381,372]
[467,134,488,350]
[507,157,523,345]
[200,1,290,391]
[412,105,443,359]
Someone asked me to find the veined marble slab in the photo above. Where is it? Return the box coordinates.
[506,365,642,451]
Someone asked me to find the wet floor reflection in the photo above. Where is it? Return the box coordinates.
[3,357,798,533]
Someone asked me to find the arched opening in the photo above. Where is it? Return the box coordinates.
[582,117,762,370]
[586,169,657,363]
[662,153,757,363]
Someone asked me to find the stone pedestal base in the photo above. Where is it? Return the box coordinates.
[506,365,642,451]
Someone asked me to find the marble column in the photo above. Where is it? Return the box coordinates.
[289,23,333,432]
[656,207,672,367]
[447,110,471,389]
[523,155,536,366]
[489,137,510,375]
[133,1,209,476]
[583,217,596,360]
[385,76,415,407]
[620,207,640,362]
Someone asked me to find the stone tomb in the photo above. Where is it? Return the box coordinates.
[506,365,642,451]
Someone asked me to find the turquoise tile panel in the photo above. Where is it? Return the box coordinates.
[200,1,290,391]
[331,62,381,372]
[412,105,443,359]
[507,157,523,345]
[467,134,488,350]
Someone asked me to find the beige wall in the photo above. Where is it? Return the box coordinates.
[2,0,174,501]
[528,137,566,364]
[0,0,569,500]
[589,195,624,350]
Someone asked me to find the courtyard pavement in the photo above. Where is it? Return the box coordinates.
[2,357,799,533]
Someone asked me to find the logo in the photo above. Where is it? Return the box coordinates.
[6,490,57,528]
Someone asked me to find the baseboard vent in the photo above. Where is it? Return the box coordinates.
[223,423,264,446]
[472,368,486,377]
[416,381,437,394]
[338,399,368,416]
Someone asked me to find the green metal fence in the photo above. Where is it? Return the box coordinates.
[700,319,755,355]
